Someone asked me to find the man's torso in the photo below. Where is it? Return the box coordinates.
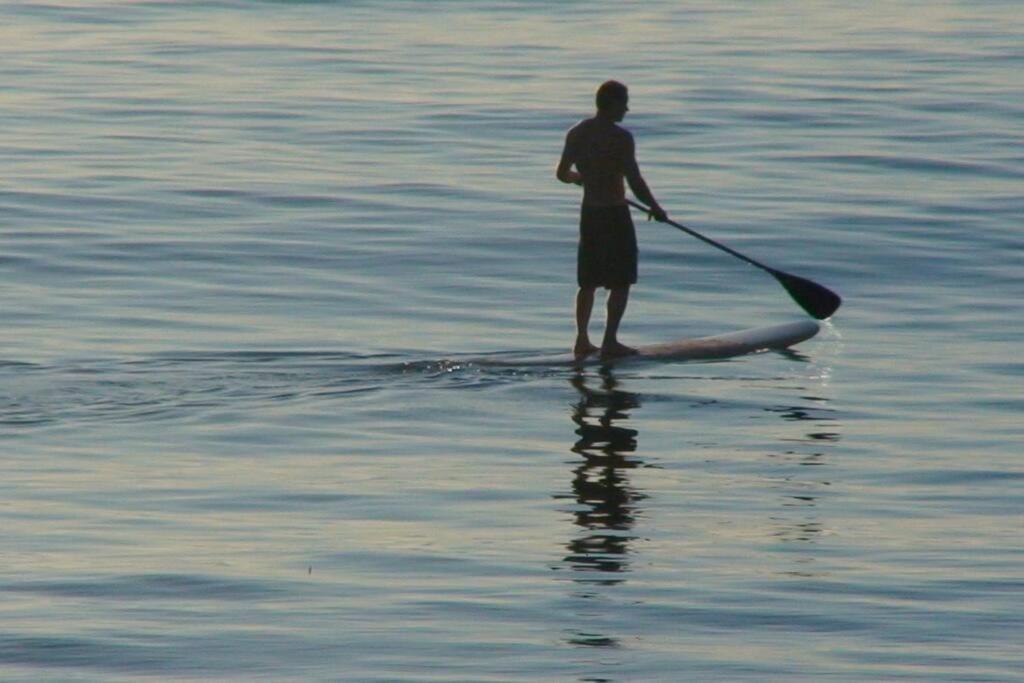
[567,118,631,207]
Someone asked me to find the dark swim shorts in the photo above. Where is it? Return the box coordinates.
[577,204,638,288]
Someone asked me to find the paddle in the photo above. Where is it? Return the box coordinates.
[627,200,841,320]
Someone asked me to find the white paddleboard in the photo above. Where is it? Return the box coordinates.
[629,319,820,362]
[489,320,820,367]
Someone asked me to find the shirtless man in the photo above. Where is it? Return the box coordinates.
[556,80,667,359]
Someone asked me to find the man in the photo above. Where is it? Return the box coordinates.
[556,80,667,359]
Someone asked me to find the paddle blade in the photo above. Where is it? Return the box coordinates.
[772,270,842,320]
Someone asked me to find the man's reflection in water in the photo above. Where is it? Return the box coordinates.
[557,368,647,590]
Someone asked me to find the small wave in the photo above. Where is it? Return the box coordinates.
[5,572,286,602]
[0,349,555,428]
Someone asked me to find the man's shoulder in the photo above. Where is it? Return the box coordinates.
[612,123,634,141]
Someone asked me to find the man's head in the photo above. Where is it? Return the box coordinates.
[596,80,629,121]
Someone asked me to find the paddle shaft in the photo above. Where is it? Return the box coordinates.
[626,199,774,275]
[626,199,842,319]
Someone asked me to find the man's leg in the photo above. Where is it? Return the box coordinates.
[600,285,636,358]
[574,286,599,357]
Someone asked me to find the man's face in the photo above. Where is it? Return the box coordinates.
[611,97,629,122]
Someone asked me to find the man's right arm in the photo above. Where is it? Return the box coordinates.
[556,128,583,185]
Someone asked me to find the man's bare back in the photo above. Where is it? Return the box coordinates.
[559,117,633,208]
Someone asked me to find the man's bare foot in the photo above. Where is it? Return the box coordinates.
[599,341,638,360]
[574,339,600,358]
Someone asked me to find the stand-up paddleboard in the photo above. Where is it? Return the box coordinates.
[628,319,819,362]
[483,320,820,368]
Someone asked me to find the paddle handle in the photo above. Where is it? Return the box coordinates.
[626,199,774,275]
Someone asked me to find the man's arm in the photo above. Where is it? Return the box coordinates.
[623,134,667,221]
[556,128,583,185]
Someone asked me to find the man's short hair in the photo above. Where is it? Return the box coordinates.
[596,80,628,111]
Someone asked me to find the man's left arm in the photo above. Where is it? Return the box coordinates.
[624,135,667,221]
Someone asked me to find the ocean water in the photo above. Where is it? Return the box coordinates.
[2,1,1022,681]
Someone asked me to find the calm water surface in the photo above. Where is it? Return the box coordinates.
[2,1,1022,681]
